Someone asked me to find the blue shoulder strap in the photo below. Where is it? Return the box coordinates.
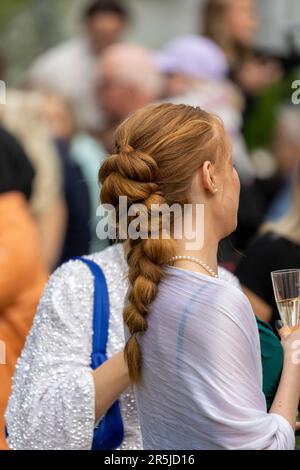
[74,257,124,450]
[75,257,110,368]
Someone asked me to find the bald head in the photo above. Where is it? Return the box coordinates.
[97,44,163,122]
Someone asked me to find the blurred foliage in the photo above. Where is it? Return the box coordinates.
[0,0,73,85]
[244,68,300,151]
[0,0,32,26]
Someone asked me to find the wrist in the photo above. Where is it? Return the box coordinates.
[283,351,300,380]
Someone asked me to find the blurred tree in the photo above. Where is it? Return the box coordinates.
[0,0,32,27]
[0,0,62,85]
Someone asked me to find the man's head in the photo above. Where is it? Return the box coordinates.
[83,0,129,54]
[97,44,163,123]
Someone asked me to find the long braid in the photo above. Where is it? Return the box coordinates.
[100,144,175,382]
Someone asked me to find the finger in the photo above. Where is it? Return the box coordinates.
[279,326,292,340]
[275,320,284,330]
[275,320,292,340]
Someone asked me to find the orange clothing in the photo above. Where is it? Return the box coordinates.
[0,192,48,449]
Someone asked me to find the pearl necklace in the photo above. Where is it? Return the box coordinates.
[169,255,219,279]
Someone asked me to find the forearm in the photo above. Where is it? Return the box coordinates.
[92,352,129,423]
[270,355,300,430]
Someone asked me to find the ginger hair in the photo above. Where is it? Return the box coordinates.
[99,103,228,382]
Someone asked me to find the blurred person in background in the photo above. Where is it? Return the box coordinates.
[27,0,129,132]
[95,43,164,153]
[40,93,108,259]
[155,35,254,183]
[156,34,265,268]
[236,165,300,331]
[0,90,67,270]
[202,0,282,96]
[202,0,284,150]
[263,106,300,222]
[0,127,48,449]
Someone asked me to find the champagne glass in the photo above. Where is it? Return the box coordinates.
[271,269,300,330]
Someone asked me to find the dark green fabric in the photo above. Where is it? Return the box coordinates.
[256,317,283,410]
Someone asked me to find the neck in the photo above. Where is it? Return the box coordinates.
[173,205,220,272]
[174,227,219,276]
[174,244,219,276]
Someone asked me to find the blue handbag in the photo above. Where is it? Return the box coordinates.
[75,257,124,450]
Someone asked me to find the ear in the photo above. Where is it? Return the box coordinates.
[201,161,218,195]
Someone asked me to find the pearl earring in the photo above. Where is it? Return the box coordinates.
[214,188,218,193]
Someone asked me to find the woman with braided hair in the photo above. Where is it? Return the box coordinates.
[100,103,300,450]
[6,103,300,450]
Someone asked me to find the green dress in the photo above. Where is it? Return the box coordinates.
[257,317,283,410]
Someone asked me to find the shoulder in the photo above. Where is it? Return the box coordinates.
[37,258,95,328]
[168,267,256,337]
[88,243,127,274]
[49,242,124,277]
[217,278,254,314]
[44,244,127,315]
[218,266,241,289]
[45,242,126,298]
[176,275,260,358]
[212,278,258,341]
[30,247,123,335]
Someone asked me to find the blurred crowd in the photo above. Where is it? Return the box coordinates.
[1,0,300,449]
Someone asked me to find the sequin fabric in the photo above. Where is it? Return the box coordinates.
[5,243,142,450]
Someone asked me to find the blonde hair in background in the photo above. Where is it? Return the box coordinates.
[0,90,63,216]
[99,102,230,383]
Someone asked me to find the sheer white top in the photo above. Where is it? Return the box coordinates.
[134,266,295,450]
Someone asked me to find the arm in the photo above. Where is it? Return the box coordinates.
[270,327,300,430]
[93,352,129,422]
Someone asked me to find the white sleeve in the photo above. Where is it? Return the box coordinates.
[185,289,295,450]
[5,260,96,450]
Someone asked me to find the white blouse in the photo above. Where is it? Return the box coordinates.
[134,266,295,450]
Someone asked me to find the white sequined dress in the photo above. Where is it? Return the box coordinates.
[5,244,142,450]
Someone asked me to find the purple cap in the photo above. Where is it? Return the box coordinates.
[155,35,229,81]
